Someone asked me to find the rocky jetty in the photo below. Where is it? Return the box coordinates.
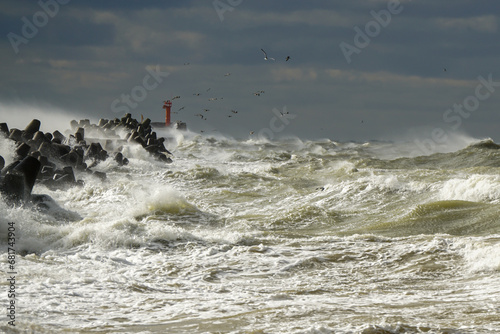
[0,114,173,205]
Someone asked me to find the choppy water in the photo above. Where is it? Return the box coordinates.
[1,129,499,333]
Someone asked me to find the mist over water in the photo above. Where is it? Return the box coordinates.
[0,102,86,134]
[1,109,500,333]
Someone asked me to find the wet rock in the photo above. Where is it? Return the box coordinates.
[52,130,66,143]
[145,144,159,154]
[98,119,108,127]
[9,128,23,142]
[62,166,76,183]
[0,123,9,137]
[156,153,173,164]
[1,161,20,176]
[53,143,71,156]
[1,172,25,203]
[44,132,53,142]
[24,119,41,139]
[0,156,41,203]
[30,150,41,159]
[75,127,85,143]
[15,142,31,159]
[79,119,91,128]
[70,120,79,130]
[141,118,151,128]
[85,142,108,161]
[42,165,81,189]
[40,165,55,179]
[114,152,129,166]
[60,149,81,167]
[32,131,49,145]
[38,142,71,159]
[1,114,175,206]
[90,170,106,181]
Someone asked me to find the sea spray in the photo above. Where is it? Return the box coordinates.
[0,130,499,333]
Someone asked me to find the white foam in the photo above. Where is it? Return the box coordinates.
[438,174,500,203]
[462,239,500,273]
[1,126,499,333]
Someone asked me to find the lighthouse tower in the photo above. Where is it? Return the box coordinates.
[162,100,172,126]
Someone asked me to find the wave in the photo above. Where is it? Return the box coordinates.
[365,200,500,236]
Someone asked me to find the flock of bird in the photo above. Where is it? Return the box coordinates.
[169,49,291,133]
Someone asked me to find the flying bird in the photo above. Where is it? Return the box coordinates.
[285,56,291,61]
[261,48,275,61]
[279,110,289,117]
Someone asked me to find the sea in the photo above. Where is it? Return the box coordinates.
[1,127,499,334]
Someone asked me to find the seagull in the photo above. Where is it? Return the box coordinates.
[231,110,238,114]
[279,111,289,117]
[224,72,231,77]
[178,106,185,111]
[261,48,275,61]
[285,56,291,61]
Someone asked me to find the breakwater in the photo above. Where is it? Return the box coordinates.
[0,113,172,205]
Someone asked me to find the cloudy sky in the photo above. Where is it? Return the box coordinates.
[1,0,500,142]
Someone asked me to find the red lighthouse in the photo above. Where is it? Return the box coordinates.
[162,100,172,126]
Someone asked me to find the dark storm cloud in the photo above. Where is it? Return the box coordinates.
[1,0,500,141]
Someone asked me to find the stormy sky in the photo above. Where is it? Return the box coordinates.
[1,0,500,142]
